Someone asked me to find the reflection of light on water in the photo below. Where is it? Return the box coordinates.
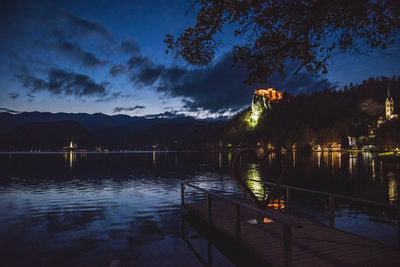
[388,175,398,203]
[317,152,321,168]
[246,163,265,200]
[323,152,329,168]
[268,153,275,165]
[227,152,232,163]
[267,198,285,210]
[152,151,156,164]
[64,152,77,169]
[349,155,357,176]
[218,152,222,169]
[330,152,342,174]
[371,160,376,180]
[292,151,296,168]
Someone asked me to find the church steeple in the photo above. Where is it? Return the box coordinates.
[385,86,395,119]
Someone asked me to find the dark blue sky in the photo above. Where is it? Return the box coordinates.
[1,0,400,118]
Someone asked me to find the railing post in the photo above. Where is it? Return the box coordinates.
[207,193,212,224]
[235,204,240,238]
[329,196,335,228]
[181,183,185,206]
[208,241,212,266]
[286,188,291,214]
[243,188,247,200]
[283,224,292,267]
[397,207,400,248]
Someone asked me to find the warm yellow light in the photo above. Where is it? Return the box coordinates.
[254,88,283,101]
[263,218,274,223]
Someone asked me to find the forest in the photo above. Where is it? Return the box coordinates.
[220,76,400,151]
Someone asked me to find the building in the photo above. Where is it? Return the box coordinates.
[385,87,398,120]
[377,87,398,127]
[249,88,283,127]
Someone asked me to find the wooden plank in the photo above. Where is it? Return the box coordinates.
[184,197,400,267]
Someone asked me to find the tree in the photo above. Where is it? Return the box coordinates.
[165,0,400,83]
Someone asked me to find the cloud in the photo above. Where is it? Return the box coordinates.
[96,92,131,102]
[145,111,187,119]
[109,64,126,77]
[16,69,107,97]
[113,105,146,113]
[265,61,335,94]
[54,10,112,40]
[0,107,20,114]
[8,93,20,99]
[125,53,334,113]
[120,39,141,54]
[57,40,108,67]
[127,55,154,69]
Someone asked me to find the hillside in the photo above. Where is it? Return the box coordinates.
[220,76,400,150]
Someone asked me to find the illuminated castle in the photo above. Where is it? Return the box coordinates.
[250,88,283,127]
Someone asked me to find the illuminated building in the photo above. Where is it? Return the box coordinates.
[63,141,78,151]
[377,87,398,126]
[385,87,398,120]
[249,88,283,127]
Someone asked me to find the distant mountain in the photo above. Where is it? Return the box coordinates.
[0,112,146,133]
[0,111,225,150]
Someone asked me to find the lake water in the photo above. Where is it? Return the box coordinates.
[0,151,399,266]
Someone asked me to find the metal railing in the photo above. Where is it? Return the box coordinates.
[181,181,302,266]
[247,178,400,246]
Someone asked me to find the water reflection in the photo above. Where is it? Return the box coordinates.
[349,154,357,176]
[246,163,265,200]
[0,152,240,266]
[388,174,398,203]
[292,151,296,168]
[1,150,399,265]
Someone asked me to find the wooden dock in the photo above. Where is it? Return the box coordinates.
[181,182,400,266]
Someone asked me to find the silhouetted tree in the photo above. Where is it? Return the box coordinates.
[165,0,400,83]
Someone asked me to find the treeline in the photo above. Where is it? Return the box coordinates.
[220,76,400,150]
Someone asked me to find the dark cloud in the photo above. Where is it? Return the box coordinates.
[0,107,20,114]
[120,39,141,54]
[113,105,146,113]
[8,93,20,99]
[55,10,112,40]
[109,64,126,77]
[135,65,165,85]
[127,55,153,69]
[154,56,254,113]
[26,93,35,102]
[145,111,186,119]
[57,40,107,67]
[126,54,334,113]
[266,61,335,94]
[16,69,107,97]
[96,92,131,102]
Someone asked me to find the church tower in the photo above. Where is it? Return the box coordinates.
[385,87,395,119]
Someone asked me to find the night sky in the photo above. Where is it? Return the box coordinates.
[1,0,400,118]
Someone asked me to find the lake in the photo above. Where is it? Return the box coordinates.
[0,151,399,266]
